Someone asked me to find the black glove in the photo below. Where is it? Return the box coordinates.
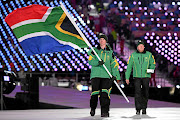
[110,76,116,82]
[98,60,104,65]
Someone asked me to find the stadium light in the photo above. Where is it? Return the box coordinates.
[176,85,180,89]
[157,85,161,88]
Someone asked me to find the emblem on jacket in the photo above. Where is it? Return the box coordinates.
[145,57,148,61]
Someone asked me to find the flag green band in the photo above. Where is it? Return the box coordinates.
[13,7,87,47]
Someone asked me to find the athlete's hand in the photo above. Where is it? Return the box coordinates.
[98,60,104,65]
[117,80,120,83]
[126,79,130,85]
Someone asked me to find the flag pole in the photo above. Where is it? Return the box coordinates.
[60,2,129,103]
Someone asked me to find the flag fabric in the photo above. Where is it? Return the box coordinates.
[5,4,88,56]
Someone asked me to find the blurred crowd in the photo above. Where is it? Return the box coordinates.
[69,0,180,85]
[0,0,179,86]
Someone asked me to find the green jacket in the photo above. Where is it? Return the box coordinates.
[125,50,156,80]
[88,45,121,80]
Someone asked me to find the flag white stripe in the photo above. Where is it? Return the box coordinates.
[18,32,81,49]
[11,7,53,29]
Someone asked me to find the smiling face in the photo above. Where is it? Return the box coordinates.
[137,44,145,53]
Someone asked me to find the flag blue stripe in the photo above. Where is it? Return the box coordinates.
[20,36,74,56]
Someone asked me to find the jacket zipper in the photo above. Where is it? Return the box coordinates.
[138,55,143,78]
[141,54,142,78]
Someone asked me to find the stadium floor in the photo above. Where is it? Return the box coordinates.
[2,86,180,120]
[0,108,180,120]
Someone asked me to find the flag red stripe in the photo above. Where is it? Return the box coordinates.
[5,4,49,27]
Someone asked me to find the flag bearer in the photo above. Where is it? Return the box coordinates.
[88,33,121,117]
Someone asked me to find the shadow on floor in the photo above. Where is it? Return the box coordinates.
[122,114,156,119]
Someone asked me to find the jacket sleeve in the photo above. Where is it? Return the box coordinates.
[125,54,133,80]
[149,53,156,70]
[88,49,99,66]
[110,53,121,80]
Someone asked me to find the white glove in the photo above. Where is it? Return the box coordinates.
[147,69,154,73]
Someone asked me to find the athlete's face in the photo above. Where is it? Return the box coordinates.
[137,44,145,53]
[99,38,106,46]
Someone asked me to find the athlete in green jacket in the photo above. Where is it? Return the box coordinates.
[125,40,156,115]
[88,45,121,80]
[88,33,121,117]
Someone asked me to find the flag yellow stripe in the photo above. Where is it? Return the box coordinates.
[55,12,84,41]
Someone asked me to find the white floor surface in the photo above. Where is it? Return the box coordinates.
[0,107,180,120]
